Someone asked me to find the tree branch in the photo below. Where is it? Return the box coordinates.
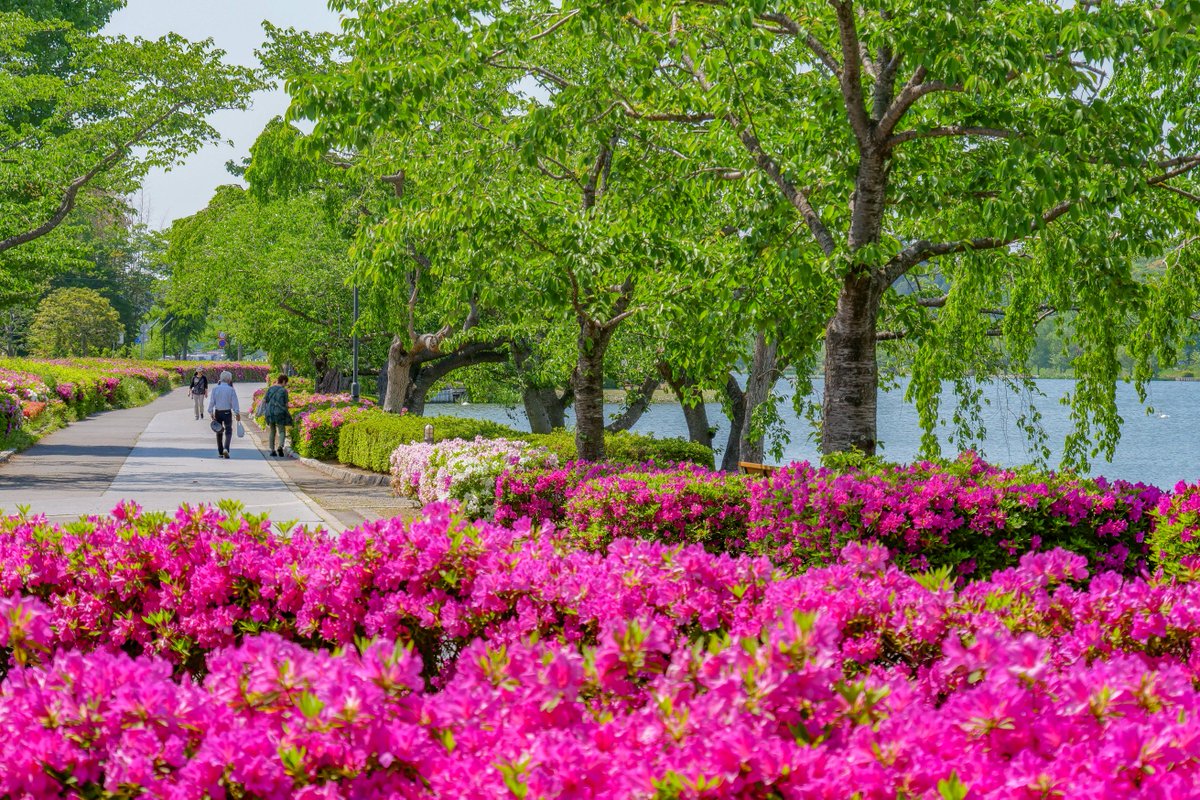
[831,1,873,151]
[756,12,841,74]
[886,125,1016,150]
[0,103,184,254]
[883,200,1074,282]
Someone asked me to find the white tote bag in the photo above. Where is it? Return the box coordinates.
[236,420,245,439]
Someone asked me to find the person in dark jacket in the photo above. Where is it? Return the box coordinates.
[188,368,208,420]
[261,374,292,457]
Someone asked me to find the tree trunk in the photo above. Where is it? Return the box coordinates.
[317,368,342,394]
[659,363,713,448]
[821,272,883,455]
[738,333,781,465]
[605,373,659,433]
[720,373,747,472]
[383,335,416,414]
[540,388,570,429]
[523,388,555,434]
[573,321,611,461]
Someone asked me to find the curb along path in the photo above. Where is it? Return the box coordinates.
[0,384,411,529]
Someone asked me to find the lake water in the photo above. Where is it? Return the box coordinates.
[424,379,1200,489]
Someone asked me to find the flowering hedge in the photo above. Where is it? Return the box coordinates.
[500,456,1163,578]
[296,404,378,460]
[563,467,750,552]
[747,456,1162,577]
[494,462,632,527]
[0,358,182,442]
[8,501,1200,795]
[250,391,376,458]
[391,437,558,516]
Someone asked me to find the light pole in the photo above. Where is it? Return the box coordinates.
[350,284,360,400]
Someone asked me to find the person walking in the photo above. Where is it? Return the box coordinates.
[207,370,241,459]
[261,374,292,457]
[188,368,208,420]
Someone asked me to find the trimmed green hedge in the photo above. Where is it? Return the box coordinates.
[337,413,520,473]
[526,429,714,468]
[337,411,716,474]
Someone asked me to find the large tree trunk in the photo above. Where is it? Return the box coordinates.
[820,152,888,456]
[573,321,611,461]
[720,373,747,472]
[659,363,713,448]
[523,388,555,434]
[605,373,659,433]
[382,335,416,413]
[822,273,883,455]
[738,333,781,464]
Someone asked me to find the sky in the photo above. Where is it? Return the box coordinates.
[103,1,342,228]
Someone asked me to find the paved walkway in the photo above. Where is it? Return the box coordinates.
[0,384,412,530]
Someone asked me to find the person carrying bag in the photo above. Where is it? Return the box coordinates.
[207,371,241,459]
[261,374,292,457]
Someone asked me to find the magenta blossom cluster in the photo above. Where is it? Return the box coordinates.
[563,466,749,552]
[8,530,1200,796]
[748,457,1162,576]
[0,367,49,402]
[500,455,1164,578]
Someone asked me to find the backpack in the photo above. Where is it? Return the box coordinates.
[263,386,292,424]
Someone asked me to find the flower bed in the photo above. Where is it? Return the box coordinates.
[563,466,750,552]
[391,436,559,516]
[747,455,1162,576]
[295,404,378,460]
[500,456,1163,578]
[6,501,1200,795]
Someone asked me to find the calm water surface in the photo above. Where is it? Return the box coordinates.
[427,379,1200,489]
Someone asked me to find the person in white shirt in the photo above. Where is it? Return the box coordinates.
[207,371,241,459]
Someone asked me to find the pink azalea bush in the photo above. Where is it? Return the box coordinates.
[8,511,1200,795]
[391,437,558,516]
[494,462,635,527]
[296,405,379,460]
[0,367,49,402]
[563,466,750,552]
[748,455,1162,576]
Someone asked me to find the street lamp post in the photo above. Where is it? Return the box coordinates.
[350,284,360,400]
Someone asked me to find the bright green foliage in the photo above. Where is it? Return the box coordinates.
[166,185,357,376]
[27,287,121,357]
[295,0,1200,468]
[527,430,714,469]
[337,414,522,474]
[0,10,259,270]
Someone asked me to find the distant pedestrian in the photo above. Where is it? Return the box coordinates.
[188,368,208,420]
[207,370,241,459]
[261,374,292,457]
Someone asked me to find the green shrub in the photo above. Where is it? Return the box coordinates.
[563,468,750,552]
[337,412,521,473]
[1150,484,1200,577]
[527,429,714,467]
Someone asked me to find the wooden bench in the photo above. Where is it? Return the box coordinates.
[738,461,777,477]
